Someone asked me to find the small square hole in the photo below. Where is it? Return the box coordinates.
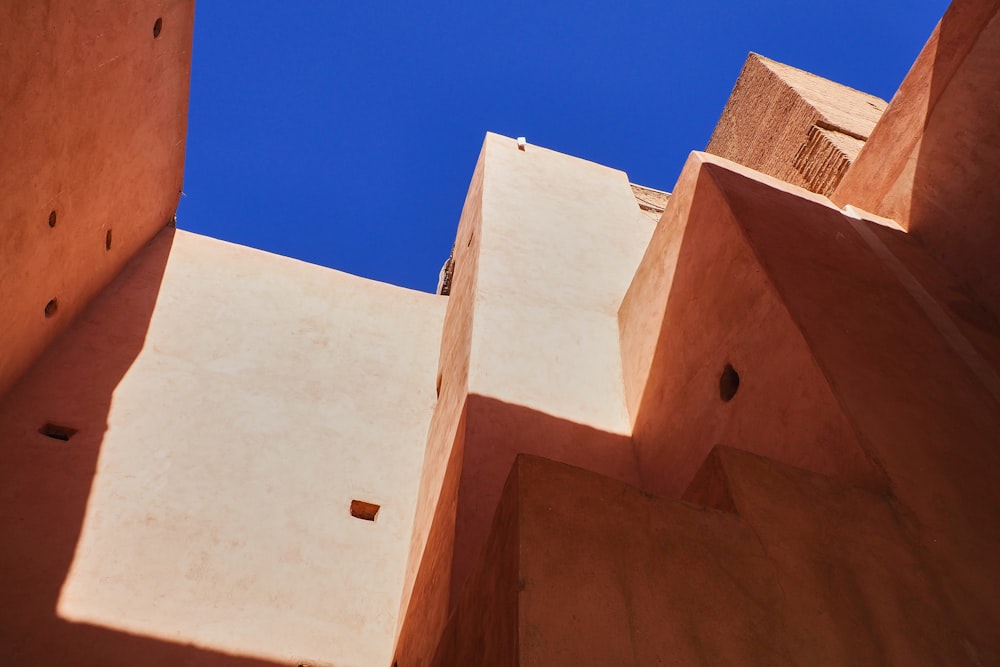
[39,423,78,441]
[350,499,380,522]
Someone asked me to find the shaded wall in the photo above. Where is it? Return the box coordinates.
[619,149,1000,660]
[436,453,972,666]
[0,0,193,397]
[395,133,656,667]
[833,0,1000,322]
[0,228,446,666]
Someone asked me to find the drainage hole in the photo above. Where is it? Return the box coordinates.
[350,499,380,522]
[719,363,740,402]
[48,210,57,228]
[39,423,78,441]
[44,298,58,318]
[153,17,162,38]
[105,229,112,250]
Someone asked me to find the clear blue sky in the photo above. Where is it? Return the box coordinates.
[179,1,948,293]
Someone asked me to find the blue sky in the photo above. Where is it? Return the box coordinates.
[179,1,948,293]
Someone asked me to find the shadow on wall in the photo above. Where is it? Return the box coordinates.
[452,395,639,604]
[0,227,283,666]
[912,1,1000,326]
[393,395,638,667]
[627,164,889,499]
[393,402,468,667]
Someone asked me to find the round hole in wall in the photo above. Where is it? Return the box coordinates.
[48,210,57,228]
[105,229,112,251]
[153,17,162,38]
[719,363,740,402]
[44,298,58,318]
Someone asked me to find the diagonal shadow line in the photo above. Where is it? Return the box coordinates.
[0,226,284,666]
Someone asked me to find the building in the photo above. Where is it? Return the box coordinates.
[2,1,998,665]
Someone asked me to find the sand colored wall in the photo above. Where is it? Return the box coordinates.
[7,1,1000,664]
[706,54,885,195]
[833,0,1000,323]
[394,133,656,667]
[0,228,446,666]
[470,134,655,429]
[454,134,655,593]
[0,0,193,398]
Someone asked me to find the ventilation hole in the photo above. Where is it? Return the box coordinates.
[39,423,78,441]
[105,229,112,250]
[48,210,57,228]
[436,372,443,398]
[44,298,58,318]
[719,364,740,402]
[350,499,380,522]
[153,17,162,38]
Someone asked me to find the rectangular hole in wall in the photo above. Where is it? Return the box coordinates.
[39,423,78,441]
[350,499,380,522]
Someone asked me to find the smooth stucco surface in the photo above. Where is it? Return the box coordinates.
[394,133,657,666]
[7,2,1000,663]
[436,453,971,665]
[0,228,446,666]
[452,134,655,594]
[834,0,1000,323]
[0,0,193,397]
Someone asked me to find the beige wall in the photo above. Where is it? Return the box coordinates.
[451,134,656,593]
[8,2,1000,662]
[394,133,658,666]
[0,228,445,667]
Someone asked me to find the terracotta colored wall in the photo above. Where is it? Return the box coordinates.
[394,133,656,666]
[0,228,446,666]
[0,0,193,398]
[706,54,885,195]
[452,134,654,597]
[833,0,1000,322]
[394,147,485,666]
[439,452,972,665]
[8,2,1000,664]
[621,148,1000,659]
[429,453,520,667]
[619,152,883,497]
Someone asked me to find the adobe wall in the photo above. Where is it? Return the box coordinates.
[5,1,999,664]
[0,228,446,666]
[619,151,1000,657]
[833,0,1000,324]
[618,152,883,497]
[706,54,885,195]
[0,0,193,399]
[394,133,657,666]
[436,453,972,665]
